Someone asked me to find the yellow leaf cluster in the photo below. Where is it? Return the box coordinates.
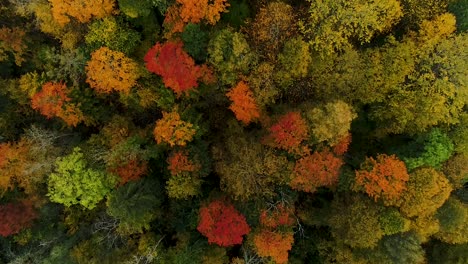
[86,47,139,94]
[49,0,115,26]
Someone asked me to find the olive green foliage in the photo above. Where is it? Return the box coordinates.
[450,112,468,155]
[428,241,468,264]
[275,37,311,88]
[379,208,410,236]
[443,154,468,189]
[117,0,152,18]
[85,17,140,54]
[401,0,450,28]
[221,0,250,28]
[47,147,117,209]
[181,23,209,62]
[435,197,468,244]
[449,0,468,32]
[107,179,161,234]
[208,29,256,86]
[399,129,454,171]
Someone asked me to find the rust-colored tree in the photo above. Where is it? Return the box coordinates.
[263,112,309,155]
[259,205,296,229]
[0,201,37,237]
[332,133,352,156]
[290,150,344,193]
[86,47,139,94]
[197,200,250,247]
[31,82,84,127]
[153,110,196,147]
[0,27,27,66]
[166,150,203,199]
[0,141,29,194]
[253,230,294,264]
[226,81,261,125]
[162,5,186,38]
[177,0,229,25]
[108,158,148,185]
[354,154,409,204]
[49,0,115,26]
[144,41,213,97]
[167,150,199,176]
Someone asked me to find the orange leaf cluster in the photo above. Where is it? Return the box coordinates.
[0,27,27,66]
[290,150,344,193]
[259,205,295,229]
[86,47,139,94]
[197,200,250,247]
[253,230,294,264]
[145,42,212,97]
[177,0,229,25]
[332,133,352,156]
[355,154,409,202]
[153,111,196,147]
[31,82,84,127]
[49,0,115,26]
[162,5,186,38]
[226,81,261,125]
[264,112,309,155]
[167,150,199,176]
[108,158,148,185]
[0,142,29,194]
[0,201,37,237]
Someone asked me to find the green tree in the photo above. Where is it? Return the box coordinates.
[275,37,311,88]
[181,23,209,62]
[47,147,117,209]
[435,197,468,244]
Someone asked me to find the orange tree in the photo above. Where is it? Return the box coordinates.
[49,0,115,26]
[153,110,197,147]
[226,81,261,125]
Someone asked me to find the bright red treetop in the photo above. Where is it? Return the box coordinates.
[355,154,409,203]
[144,41,213,97]
[197,200,250,247]
[0,201,37,237]
[264,112,309,155]
[290,150,344,193]
[226,81,261,125]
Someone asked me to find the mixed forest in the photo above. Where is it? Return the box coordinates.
[0,0,467,263]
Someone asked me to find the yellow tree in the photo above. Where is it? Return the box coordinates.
[49,0,115,26]
[86,47,139,95]
[153,110,196,147]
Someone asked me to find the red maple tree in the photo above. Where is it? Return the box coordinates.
[0,201,37,237]
[197,200,250,247]
[264,112,309,155]
[355,154,409,203]
[290,150,344,193]
[144,41,213,97]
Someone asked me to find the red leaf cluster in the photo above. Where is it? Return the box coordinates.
[144,42,210,97]
[108,158,148,185]
[197,200,250,247]
[264,112,309,155]
[355,154,409,202]
[167,150,199,176]
[290,150,344,193]
[0,201,37,237]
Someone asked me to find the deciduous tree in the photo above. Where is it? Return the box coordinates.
[263,112,309,155]
[153,110,196,147]
[0,26,27,66]
[177,0,229,25]
[49,0,115,26]
[166,150,202,199]
[226,81,260,125]
[0,201,37,237]
[253,230,294,264]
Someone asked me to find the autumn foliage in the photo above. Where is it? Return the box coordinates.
[197,200,250,247]
[332,133,352,156]
[264,112,309,155]
[226,81,261,125]
[0,142,29,194]
[49,0,115,26]
[108,158,148,185]
[290,150,344,193]
[0,27,27,66]
[253,230,294,264]
[153,111,196,147]
[259,205,296,229]
[86,47,139,94]
[0,201,37,237]
[144,41,213,97]
[177,0,229,25]
[355,154,409,203]
[31,82,84,127]
[167,150,199,176]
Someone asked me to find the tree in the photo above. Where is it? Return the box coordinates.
[0,141,30,194]
[302,101,356,145]
[400,167,452,218]
[332,133,352,156]
[181,23,209,62]
[31,82,85,127]
[248,2,295,57]
[49,0,115,26]
[226,81,261,125]
[208,29,256,85]
[47,147,117,209]
[85,17,140,54]
[300,0,403,54]
[106,179,161,234]
[450,112,468,155]
[263,112,309,155]
[253,230,294,264]
[197,199,250,247]
[166,150,202,199]
[177,0,229,25]
[400,0,449,28]
[144,41,213,96]
[153,110,197,147]
[86,47,140,95]
[0,201,37,237]
[354,154,409,205]
[0,26,27,66]
[435,197,468,244]
[290,150,344,193]
[275,37,312,88]
[443,154,468,189]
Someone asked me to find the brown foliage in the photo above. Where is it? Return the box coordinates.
[0,27,27,66]
[0,201,37,237]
